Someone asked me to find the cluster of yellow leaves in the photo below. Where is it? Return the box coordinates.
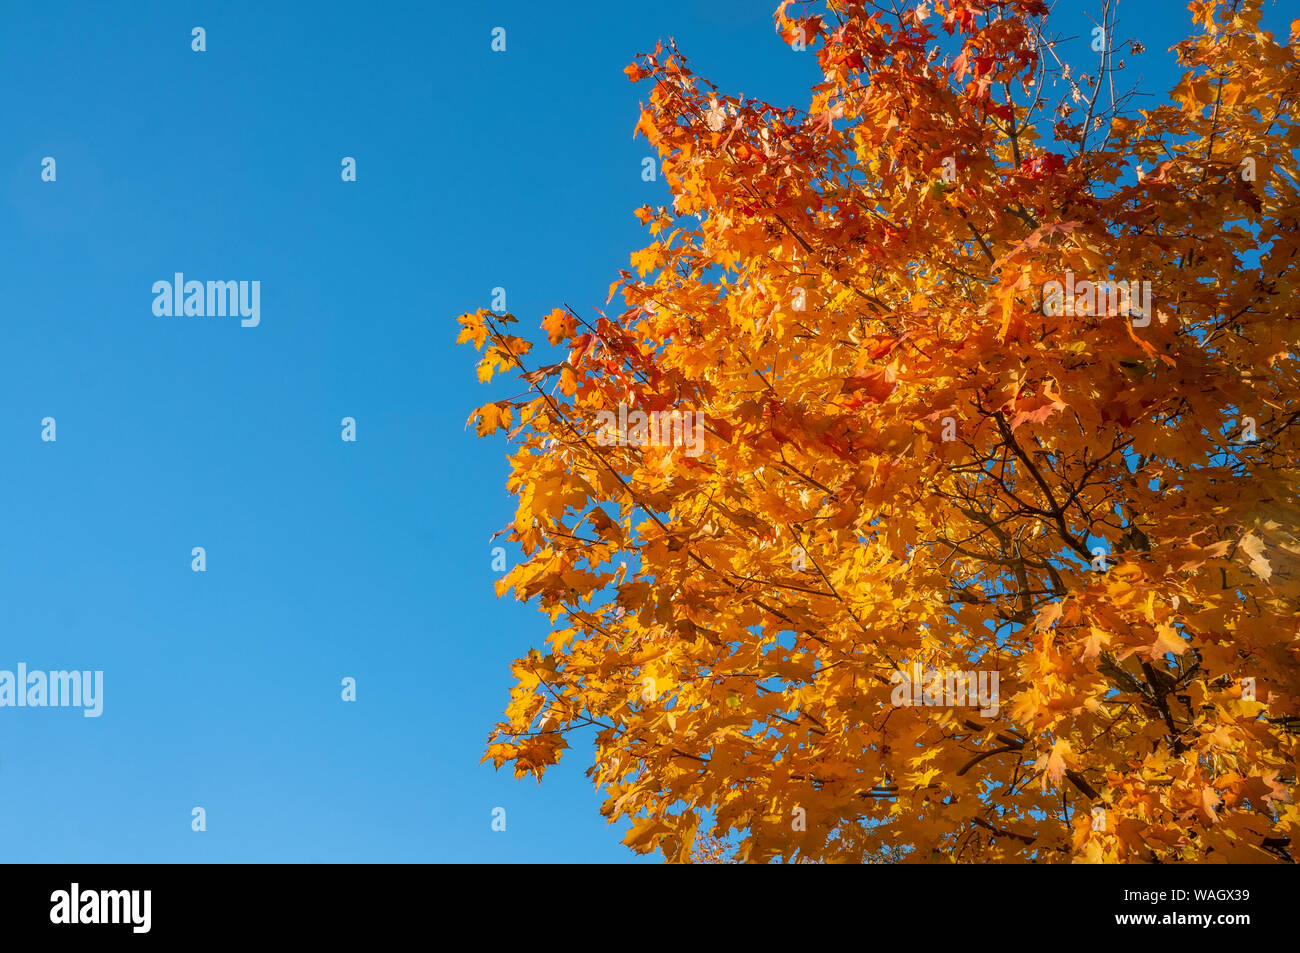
[461,0,1300,863]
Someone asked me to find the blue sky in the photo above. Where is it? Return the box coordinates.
[0,0,1285,863]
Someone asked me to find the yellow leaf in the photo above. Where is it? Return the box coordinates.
[1238,533,1271,581]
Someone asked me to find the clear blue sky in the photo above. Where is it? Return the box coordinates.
[0,0,1282,862]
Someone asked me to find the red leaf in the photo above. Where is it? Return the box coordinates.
[842,366,898,402]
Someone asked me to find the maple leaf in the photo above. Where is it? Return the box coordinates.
[1237,533,1272,582]
[456,310,489,350]
[1038,740,1073,792]
[541,307,577,345]
[1032,600,1065,632]
[810,102,844,135]
[704,99,726,132]
[1008,385,1067,431]
[841,366,897,403]
[1146,623,1187,661]
[467,400,514,438]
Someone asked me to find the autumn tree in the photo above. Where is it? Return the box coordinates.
[459,0,1300,862]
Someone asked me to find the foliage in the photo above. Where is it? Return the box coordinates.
[459,0,1300,862]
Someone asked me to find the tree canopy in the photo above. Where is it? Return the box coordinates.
[459,0,1300,862]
